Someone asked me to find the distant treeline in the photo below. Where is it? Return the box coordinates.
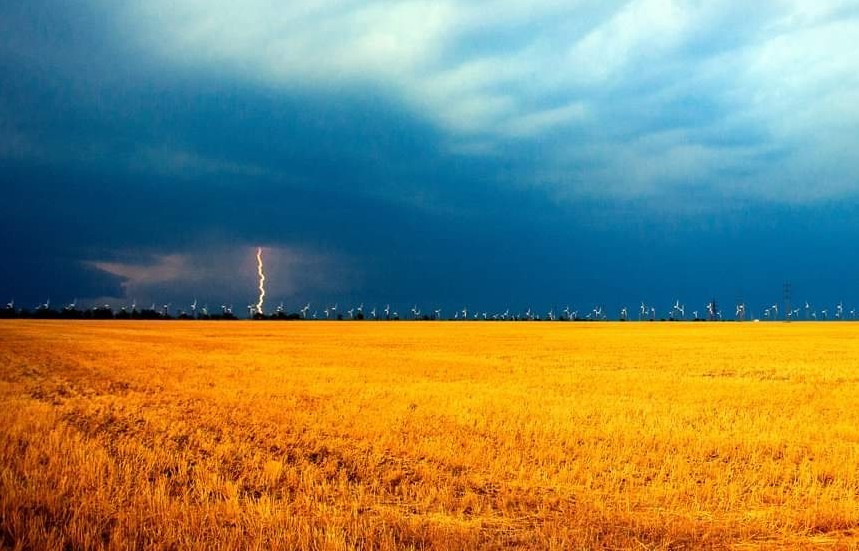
[0,306,708,321]
[0,307,240,321]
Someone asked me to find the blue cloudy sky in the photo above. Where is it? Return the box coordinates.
[2,0,859,316]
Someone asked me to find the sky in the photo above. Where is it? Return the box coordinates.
[2,0,859,318]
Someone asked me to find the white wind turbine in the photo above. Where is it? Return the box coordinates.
[300,303,310,318]
[672,300,684,320]
[347,308,355,319]
[836,302,844,320]
[370,307,377,319]
[620,307,628,321]
[434,308,441,320]
[384,304,390,319]
[639,302,647,321]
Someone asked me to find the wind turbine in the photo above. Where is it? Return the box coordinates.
[620,307,628,321]
[347,308,355,319]
[639,302,647,321]
[672,300,685,320]
[434,308,441,320]
[370,307,377,320]
[461,307,468,320]
[5,299,13,310]
[836,302,844,320]
[300,303,310,318]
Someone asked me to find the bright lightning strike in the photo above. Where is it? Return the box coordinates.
[256,247,266,315]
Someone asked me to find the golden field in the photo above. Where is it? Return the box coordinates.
[2,320,859,550]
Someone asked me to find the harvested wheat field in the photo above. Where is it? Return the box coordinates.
[2,320,859,549]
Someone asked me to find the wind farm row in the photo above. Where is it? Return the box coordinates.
[2,297,856,322]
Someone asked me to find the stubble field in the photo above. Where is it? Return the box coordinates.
[1,320,859,549]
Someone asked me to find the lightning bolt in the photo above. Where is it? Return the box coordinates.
[256,247,266,315]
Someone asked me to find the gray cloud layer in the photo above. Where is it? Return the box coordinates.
[116,0,859,201]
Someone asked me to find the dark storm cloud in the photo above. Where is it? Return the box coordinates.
[2,0,859,314]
